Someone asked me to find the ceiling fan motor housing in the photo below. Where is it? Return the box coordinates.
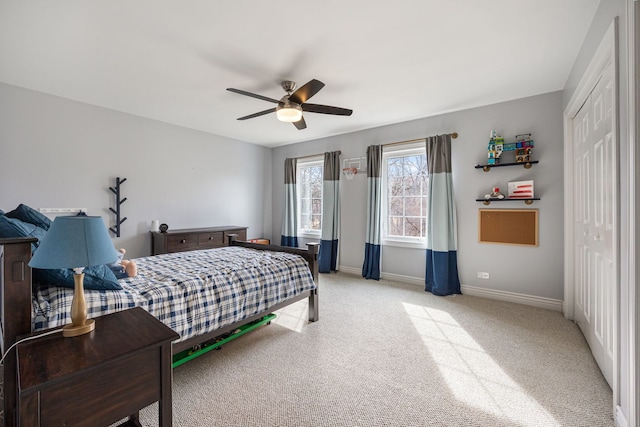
[281,80,297,93]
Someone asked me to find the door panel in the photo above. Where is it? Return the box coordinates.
[572,61,615,387]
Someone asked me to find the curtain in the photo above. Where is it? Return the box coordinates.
[425,134,461,296]
[281,158,299,247]
[362,145,382,280]
[319,151,341,273]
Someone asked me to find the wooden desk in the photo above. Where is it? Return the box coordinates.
[17,307,179,427]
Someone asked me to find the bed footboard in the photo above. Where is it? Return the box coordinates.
[228,235,319,322]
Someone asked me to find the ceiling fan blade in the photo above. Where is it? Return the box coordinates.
[302,103,353,116]
[288,79,325,104]
[227,88,279,104]
[237,107,276,120]
[293,116,307,130]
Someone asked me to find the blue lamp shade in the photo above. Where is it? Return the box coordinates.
[29,216,118,269]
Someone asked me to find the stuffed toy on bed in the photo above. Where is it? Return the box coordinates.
[108,248,137,279]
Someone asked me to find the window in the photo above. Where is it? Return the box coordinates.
[382,143,428,247]
[297,159,323,236]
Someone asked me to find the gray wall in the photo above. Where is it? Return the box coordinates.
[562,0,632,422]
[0,83,566,303]
[272,91,565,301]
[0,82,272,259]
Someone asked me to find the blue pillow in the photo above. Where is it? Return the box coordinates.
[0,213,121,291]
[0,215,47,252]
[5,204,52,230]
[33,264,122,291]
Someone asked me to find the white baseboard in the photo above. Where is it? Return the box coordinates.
[337,265,563,312]
[615,406,628,427]
[337,265,360,276]
[381,271,424,287]
[461,284,563,312]
[337,266,424,287]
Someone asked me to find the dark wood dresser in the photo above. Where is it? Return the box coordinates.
[151,226,247,255]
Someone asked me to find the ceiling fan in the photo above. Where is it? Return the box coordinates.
[226,79,353,130]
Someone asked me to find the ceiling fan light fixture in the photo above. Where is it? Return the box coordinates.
[276,103,303,123]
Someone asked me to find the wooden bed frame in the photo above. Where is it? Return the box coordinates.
[0,235,319,427]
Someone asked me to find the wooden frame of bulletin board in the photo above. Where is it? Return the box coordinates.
[478,209,538,246]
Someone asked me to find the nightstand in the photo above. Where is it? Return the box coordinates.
[17,307,179,427]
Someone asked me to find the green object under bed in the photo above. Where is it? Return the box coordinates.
[172,313,277,368]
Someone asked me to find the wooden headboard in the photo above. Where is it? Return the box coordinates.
[1,237,37,427]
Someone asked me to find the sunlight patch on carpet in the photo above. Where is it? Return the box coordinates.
[403,302,557,426]
[272,300,308,332]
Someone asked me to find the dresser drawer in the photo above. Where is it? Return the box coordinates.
[166,234,199,252]
[198,232,224,249]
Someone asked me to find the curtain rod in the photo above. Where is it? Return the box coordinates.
[293,132,458,159]
[383,132,458,148]
[295,150,341,161]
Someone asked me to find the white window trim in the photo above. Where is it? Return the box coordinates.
[297,157,323,238]
[381,141,427,249]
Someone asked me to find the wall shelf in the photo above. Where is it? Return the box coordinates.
[476,197,540,205]
[474,160,539,172]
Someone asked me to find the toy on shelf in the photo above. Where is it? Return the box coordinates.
[481,131,535,171]
[513,133,534,164]
[484,187,505,200]
[479,187,506,205]
[477,180,538,205]
[487,130,505,166]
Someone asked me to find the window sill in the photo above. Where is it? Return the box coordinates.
[298,231,321,239]
[382,239,426,250]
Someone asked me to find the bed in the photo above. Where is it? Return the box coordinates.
[0,236,319,427]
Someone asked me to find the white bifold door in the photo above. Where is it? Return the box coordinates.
[572,60,616,387]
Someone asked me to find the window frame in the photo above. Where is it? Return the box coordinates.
[381,142,428,249]
[296,157,324,238]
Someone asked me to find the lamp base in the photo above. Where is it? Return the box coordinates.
[63,318,95,337]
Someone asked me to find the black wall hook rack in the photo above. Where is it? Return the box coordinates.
[109,177,127,237]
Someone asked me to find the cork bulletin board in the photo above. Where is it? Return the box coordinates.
[478,209,538,246]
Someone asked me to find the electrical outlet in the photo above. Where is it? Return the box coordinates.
[477,272,490,279]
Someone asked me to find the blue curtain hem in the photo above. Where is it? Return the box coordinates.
[319,239,339,273]
[362,243,381,280]
[425,249,461,296]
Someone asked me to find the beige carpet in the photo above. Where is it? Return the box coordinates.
[140,273,613,427]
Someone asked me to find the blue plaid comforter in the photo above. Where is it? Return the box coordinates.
[32,246,316,342]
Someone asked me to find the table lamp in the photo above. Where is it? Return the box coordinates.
[29,216,118,337]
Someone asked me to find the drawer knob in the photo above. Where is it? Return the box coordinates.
[181,239,186,244]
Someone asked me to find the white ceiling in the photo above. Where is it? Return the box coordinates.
[0,1,599,148]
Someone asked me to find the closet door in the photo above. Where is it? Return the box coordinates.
[572,61,616,387]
